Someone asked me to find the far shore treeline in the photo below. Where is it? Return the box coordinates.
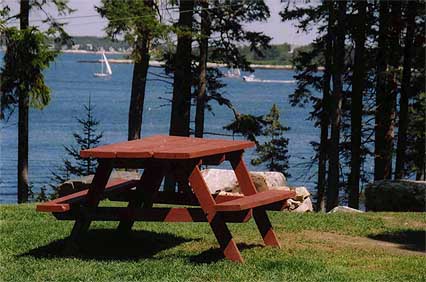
[0,35,305,67]
[0,1,424,212]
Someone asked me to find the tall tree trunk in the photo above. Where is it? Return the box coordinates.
[165,0,194,192]
[316,0,333,212]
[326,1,345,212]
[415,136,426,180]
[348,0,366,209]
[194,0,210,138]
[169,0,194,137]
[128,35,151,140]
[383,1,401,179]
[17,0,30,203]
[395,1,416,179]
[374,1,391,180]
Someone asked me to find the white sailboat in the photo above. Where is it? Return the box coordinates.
[93,51,112,77]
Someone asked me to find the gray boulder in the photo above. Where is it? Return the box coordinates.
[54,169,141,197]
[365,180,426,212]
[328,206,364,213]
[200,169,287,194]
[201,169,313,212]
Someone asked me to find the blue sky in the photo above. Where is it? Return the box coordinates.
[6,0,317,45]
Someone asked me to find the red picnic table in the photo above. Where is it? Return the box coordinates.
[37,135,295,262]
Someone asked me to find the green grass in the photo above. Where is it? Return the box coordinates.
[1,203,425,282]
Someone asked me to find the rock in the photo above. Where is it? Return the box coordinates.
[54,169,141,197]
[109,169,141,181]
[365,180,426,212]
[288,197,313,212]
[55,181,75,197]
[71,175,94,191]
[328,206,364,213]
[292,186,311,202]
[200,169,312,212]
[200,169,287,194]
[286,186,313,212]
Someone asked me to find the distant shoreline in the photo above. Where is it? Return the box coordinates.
[61,49,130,55]
[62,49,295,70]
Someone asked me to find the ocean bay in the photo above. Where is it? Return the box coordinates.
[0,53,317,203]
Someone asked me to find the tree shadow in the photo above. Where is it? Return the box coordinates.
[189,243,263,264]
[22,229,194,261]
[368,230,426,253]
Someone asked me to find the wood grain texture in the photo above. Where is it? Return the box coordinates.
[80,135,254,160]
[36,178,138,213]
[214,190,296,211]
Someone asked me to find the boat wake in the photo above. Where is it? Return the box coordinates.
[242,74,296,84]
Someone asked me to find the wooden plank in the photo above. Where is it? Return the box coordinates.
[117,166,164,232]
[188,163,244,263]
[53,207,251,223]
[80,136,166,158]
[214,193,244,204]
[214,190,296,211]
[153,140,254,159]
[253,208,281,247]
[80,135,254,160]
[201,153,226,165]
[36,178,138,212]
[68,159,113,242]
[229,151,257,196]
[153,191,200,206]
[229,152,284,247]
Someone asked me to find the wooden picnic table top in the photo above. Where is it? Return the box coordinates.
[80,135,255,160]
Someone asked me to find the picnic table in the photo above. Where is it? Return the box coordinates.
[37,135,295,262]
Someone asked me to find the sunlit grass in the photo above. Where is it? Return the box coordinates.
[0,203,425,282]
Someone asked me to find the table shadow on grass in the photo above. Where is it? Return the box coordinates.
[21,229,196,261]
[189,243,263,264]
[368,230,426,252]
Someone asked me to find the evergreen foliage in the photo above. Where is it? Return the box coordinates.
[224,104,290,177]
[0,28,57,118]
[223,114,267,142]
[163,0,272,137]
[96,0,167,141]
[0,0,73,203]
[50,97,103,187]
[281,1,425,210]
[251,104,290,177]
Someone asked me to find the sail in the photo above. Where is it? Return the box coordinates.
[102,52,112,75]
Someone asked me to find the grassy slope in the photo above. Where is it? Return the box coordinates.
[0,203,425,282]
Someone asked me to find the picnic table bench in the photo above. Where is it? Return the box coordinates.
[37,135,295,263]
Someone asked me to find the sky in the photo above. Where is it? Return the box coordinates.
[5,0,317,45]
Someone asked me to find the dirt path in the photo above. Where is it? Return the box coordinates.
[282,230,425,256]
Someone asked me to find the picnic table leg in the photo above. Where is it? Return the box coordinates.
[117,166,164,233]
[68,159,113,243]
[229,152,281,247]
[188,163,244,263]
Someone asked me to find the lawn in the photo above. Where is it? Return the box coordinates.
[0,203,425,282]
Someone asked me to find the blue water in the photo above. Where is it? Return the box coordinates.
[0,53,317,203]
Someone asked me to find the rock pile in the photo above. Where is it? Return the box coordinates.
[201,169,313,212]
[54,168,313,212]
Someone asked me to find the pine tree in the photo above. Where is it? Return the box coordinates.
[50,97,103,193]
[169,0,195,137]
[346,0,367,209]
[395,0,418,179]
[0,0,72,203]
[96,0,166,141]
[251,104,290,177]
